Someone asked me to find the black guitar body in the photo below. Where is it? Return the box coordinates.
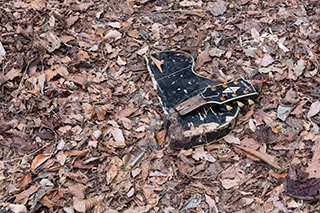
[145,50,257,149]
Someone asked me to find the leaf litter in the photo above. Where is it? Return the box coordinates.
[0,0,320,212]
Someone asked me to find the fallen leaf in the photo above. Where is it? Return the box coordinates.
[117,56,126,66]
[14,184,41,203]
[40,31,61,52]
[38,73,46,94]
[0,41,6,57]
[106,164,118,184]
[180,0,203,8]
[307,101,320,118]
[8,204,27,213]
[17,172,32,189]
[208,0,226,16]
[68,183,87,199]
[104,30,122,41]
[109,127,125,143]
[5,69,21,80]
[251,27,261,42]
[235,145,281,170]
[136,46,149,56]
[150,55,164,73]
[73,196,102,213]
[293,59,305,77]
[305,137,320,178]
[260,54,274,67]
[66,15,79,27]
[205,194,218,212]
[277,105,292,121]
[223,134,241,144]
[31,153,51,170]
[195,50,211,69]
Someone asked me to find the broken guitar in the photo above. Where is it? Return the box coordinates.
[145,50,257,149]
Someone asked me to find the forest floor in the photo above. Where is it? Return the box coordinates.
[0,0,320,212]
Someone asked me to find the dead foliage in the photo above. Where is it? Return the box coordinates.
[0,0,320,212]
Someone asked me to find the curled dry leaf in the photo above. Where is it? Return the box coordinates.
[31,153,51,170]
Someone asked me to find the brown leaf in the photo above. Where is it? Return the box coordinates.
[5,68,21,80]
[195,50,211,69]
[40,31,61,52]
[31,153,51,170]
[251,27,261,42]
[305,137,320,178]
[68,73,88,87]
[66,15,79,27]
[68,183,87,199]
[223,134,241,144]
[14,184,41,203]
[156,129,167,146]
[150,55,164,73]
[106,164,118,185]
[235,145,281,170]
[73,196,103,213]
[17,172,32,189]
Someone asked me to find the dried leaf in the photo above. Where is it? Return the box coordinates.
[8,204,27,213]
[150,55,164,73]
[277,105,292,121]
[224,134,241,144]
[208,0,226,16]
[251,27,261,42]
[40,31,61,52]
[293,59,305,77]
[14,184,41,203]
[192,147,216,162]
[0,41,6,57]
[18,172,32,189]
[109,127,125,143]
[205,195,218,212]
[38,73,46,94]
[260,54,274,67]
[5,69,21,80]
[104,30,122,41]
[195,50,211,69]
[68,183,87,199]
[305,137,320,178]
[235,145,281,170]
[73,196,102,213]
[307,101,320,118]
[106,164,118,184]
[136,46,149,56]
[31,153,51,170]
[180,0,203,8]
